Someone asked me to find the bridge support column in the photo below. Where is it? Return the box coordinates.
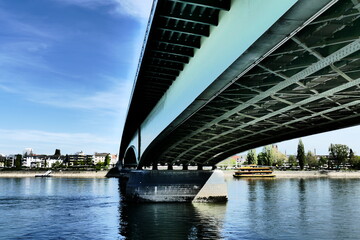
[167,164,173,170]
[152,162,158,170]
[123,170,227,202]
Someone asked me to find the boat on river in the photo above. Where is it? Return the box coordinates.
[233,165,275,178]
[35,170,53,177]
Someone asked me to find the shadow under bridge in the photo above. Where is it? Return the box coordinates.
[119,0,360,170]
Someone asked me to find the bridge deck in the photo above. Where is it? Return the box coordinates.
[159,0,360,166]
[121,0,360,168]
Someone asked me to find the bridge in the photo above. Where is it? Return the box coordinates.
[117,0,360,202]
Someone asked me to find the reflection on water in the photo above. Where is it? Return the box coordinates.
[227,178,360,240]
[119,201,226,239]
[1,177,360,239]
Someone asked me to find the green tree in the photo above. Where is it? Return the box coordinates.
[104,154,111,167]
[352,156,360,170]
[257,152,266,165]
[5,158,12,168]
[246,149,257,165]
[348,149,355,167]
[328,144,349,169]
[288,155,297,167]
[52,161,62,168]
[85,155,93,166]
[260,145,275,166]
[64,154,70,167]
[306,151,318,169]
[297,139,305,170]
[272,147,287,167]
[15,154,22,169]
[95,161,104,171]
[318,156,327,168]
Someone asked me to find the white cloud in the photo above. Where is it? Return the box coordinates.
[112,0,153,20]
[25,78,133,116]
[56,0,109,8]
[0,129,118,155]
[0,43,51,72]
[0,129,109,144]
[0,83,15,93]
[0,9,58,40]
[0,50,133,116]
[54,0,153,20]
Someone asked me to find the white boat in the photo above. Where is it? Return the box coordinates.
[35,170,53,177]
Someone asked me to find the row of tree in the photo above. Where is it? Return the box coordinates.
[295,140,360,170]
[246,145,287,167]
[246,140,360,170]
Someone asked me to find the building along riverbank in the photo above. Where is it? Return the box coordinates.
[0,170,108,178]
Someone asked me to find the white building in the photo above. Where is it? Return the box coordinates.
[23,155,63,168]
[0,154,6,167]
[93,152,109,164]
[24,156,37,167]
[110,154,118,167]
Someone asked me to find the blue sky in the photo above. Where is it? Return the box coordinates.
[0,0,359,156]
[0,0,153,155]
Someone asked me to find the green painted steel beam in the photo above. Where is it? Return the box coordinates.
[152,49,193,58]
[169,0,230,11]
[159,12,218,26]
[147,63,184,71]
[151,56,188,64]
[172,38,360,160]
[157,38,200,49]
[157,22,210,37]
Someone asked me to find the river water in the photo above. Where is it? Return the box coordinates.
[1,176,360,239]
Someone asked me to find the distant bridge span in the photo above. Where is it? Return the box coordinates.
[119,0,360,169]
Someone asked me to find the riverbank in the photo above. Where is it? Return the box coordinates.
[223,170,360,179]
[0,170,108,178]
[2,170,360,179]
[274,170,360,178]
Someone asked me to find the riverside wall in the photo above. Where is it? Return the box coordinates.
[0,170,108,178]
[223,170,360,179]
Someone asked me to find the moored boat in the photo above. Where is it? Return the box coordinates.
[35,170,53,177]
[233,165,275,178]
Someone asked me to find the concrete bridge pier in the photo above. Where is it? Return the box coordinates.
[123,170,227,203]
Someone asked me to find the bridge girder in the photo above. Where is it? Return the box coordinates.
[120,0,231,161]
[121,0,360,168]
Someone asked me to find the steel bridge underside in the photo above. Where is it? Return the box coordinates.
[121,0,360,168]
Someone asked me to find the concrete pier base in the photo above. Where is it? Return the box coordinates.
[123,170,227,202]
[193,170,228,202]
